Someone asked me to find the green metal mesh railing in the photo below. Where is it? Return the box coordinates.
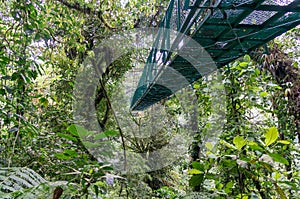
[131,0,300,111]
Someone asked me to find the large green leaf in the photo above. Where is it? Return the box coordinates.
[191,161,204,171]
[233,136,247,150]
[268,153,289,165]
[265,127,278,146]
[67,124,79,137]
[94,132,107,140]
[68,124,93,138]
[189,174,204,187]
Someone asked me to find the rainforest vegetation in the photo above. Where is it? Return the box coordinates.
[0,0,299,198]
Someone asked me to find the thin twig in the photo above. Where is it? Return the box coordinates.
[8,116,21,167]
[98,78,127,172]
[98,78,129,198]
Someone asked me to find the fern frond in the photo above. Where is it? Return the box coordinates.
[0,167,46,194]
[0,167,100,198]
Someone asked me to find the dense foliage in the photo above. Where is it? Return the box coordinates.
[0,0,299,198]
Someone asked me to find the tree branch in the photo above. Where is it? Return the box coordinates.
[98,78,127,172]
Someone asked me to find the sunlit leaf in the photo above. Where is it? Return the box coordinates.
[244,54,251,62]
[255,68,260,75]
[233,136,247,150]
[273,172,281,181]
[239,62,248,67]
[277,140,290,145]
[225,181,233,194]
[259,91,268,97]
[265,127,278,146]
[205,142,213,151]
[193,83,200,89]
[188,169,203,175]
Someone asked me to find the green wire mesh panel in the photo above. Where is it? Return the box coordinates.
[131,0,300,111]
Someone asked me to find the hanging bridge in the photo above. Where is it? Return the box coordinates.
[130,0,300,111]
